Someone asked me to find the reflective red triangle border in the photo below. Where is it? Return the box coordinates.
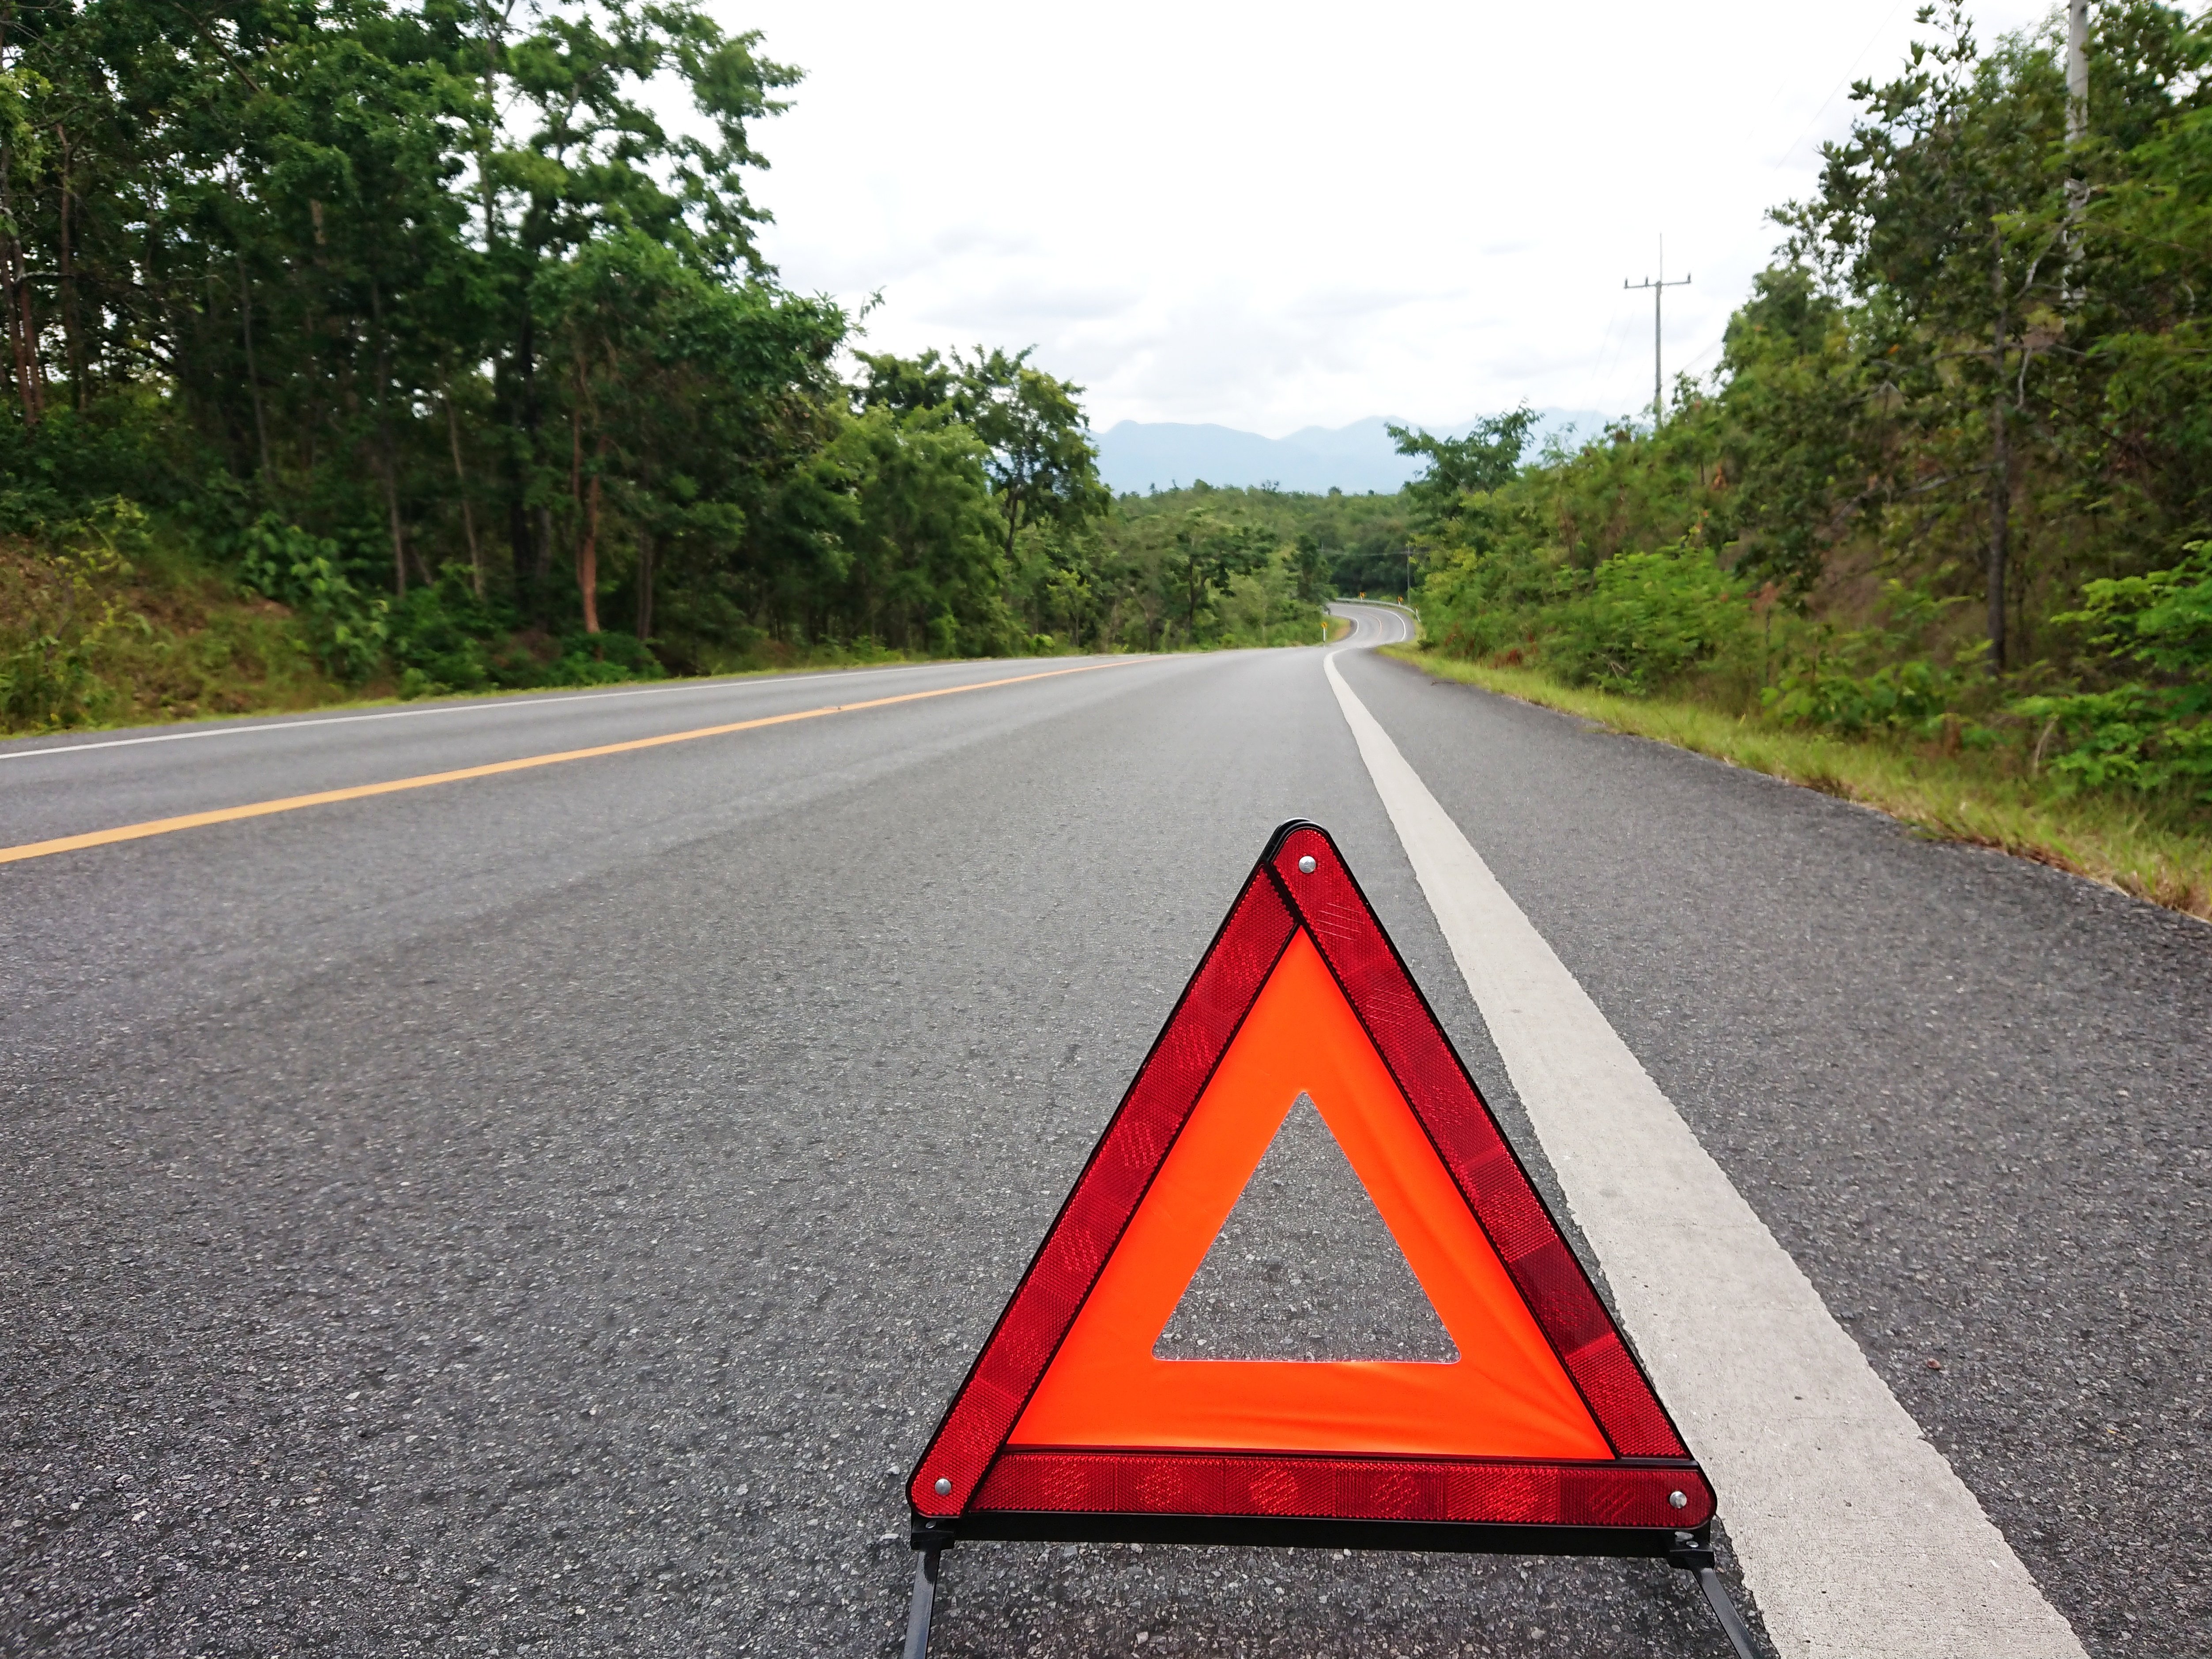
[908,821,1714,1550]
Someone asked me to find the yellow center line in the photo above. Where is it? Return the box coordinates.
[0,658,1145,867]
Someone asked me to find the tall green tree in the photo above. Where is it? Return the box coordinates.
[1388,406,1539,537]
[1163,508,1270,633]
[948,347,1110,561]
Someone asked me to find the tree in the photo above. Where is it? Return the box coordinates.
[1784,3,2069,669]
[1290,532,1332,603]
[852,347,958,417]
[1163,509,1270,635]
[825,405,1011,653]
[949,347,1110,560]
[1389,407,1540,535]
[1711,267,1868,596]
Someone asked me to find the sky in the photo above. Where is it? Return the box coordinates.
[719,0,2059,437]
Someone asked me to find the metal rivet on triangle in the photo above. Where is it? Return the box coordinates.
[934,1478,952,1496]
[1297,856,1316,874]
[1669,1490,1688,1509]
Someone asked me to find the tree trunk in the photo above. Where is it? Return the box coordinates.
[538,505,554,608]
[444,374,482,596]
[635,528,654,641]
[369,279,405,596]
[479,19,500,251]
[2063,0,2089,304]
[506,303,544,620]
[569,398,581,606]
[380,440,409,598]
[0,139,44,431]
[506,490,533,607]
[238,254,272,479]
[573,420,602,634]
[57,124,85,410]
[1986,229,2010,674]
[578,468,601,633]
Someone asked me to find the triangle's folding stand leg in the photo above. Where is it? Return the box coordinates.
[1670,1531,1760,1659]
[902,1546,943,1659]
[1696,1569,1760,1659]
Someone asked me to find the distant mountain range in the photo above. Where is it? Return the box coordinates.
[1090,411,1609,497]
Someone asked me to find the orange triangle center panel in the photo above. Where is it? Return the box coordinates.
[909,822,1712,1542]
[1012,928,1608,1461]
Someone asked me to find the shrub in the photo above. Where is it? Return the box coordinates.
[233,516,390,681]
[1541,546,1748,695]
[1761,582,1976,738]
[0,501,152,730]
[2015,541,2212,799]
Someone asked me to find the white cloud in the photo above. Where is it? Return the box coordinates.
[721,0,2058,434]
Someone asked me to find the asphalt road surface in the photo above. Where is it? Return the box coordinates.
[3,619,2204,1658]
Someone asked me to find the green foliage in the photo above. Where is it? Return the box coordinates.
[2015,683,2212,795]
[2067,540,2212,679]
[0,0,1153,712]
[233,517,391,681]
[1542,547,1749,696]
[1762,581,1978,737]
[1419,534,1553,662]
[1766,653,1956,739]
[1163,511,1270,633]
[947,348,1111,557]
[824,405,1016,656]
[1086,486,1331,650]
[536,631,669,689]
[1115,482,1413,603]
[1390,407,1539,537]
[0,501,149,729]
[1408,3,2212,814]
[1713,269,1867,595]
[2016,543,2212,796]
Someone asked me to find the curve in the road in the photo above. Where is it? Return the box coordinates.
[1328,599,1416,648]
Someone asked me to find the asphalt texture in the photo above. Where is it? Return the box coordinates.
[1156,1096,1462,1364]
[1,635,2203,1657]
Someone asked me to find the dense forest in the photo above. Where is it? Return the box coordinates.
[1405,1,2212,807]
[0,0,1326,729]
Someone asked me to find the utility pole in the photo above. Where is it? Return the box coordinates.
[1624,238,1690,428]
[2063,0,2089,303]
[2066,0,2088,144]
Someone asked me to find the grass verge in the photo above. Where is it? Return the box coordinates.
[1383,645,2212,923]
[0,531,953,738]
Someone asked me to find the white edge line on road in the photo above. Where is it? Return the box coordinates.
[1323,648,2084,1659]
[0,657,1090,764]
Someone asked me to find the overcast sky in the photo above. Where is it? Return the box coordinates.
[721,0,2058,436]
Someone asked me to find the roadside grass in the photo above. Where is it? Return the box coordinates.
[0,620,942,739]
[1382,646,2212,923]
[2,534,350,730]
[0,532,965,738]
[9,528,1329,740]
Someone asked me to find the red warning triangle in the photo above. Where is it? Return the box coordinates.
[910,822,1711,1543]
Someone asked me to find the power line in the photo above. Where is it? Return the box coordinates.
[1679,328,1729,379]
[1769,0,1910,179]
[1579,297,1628,420]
